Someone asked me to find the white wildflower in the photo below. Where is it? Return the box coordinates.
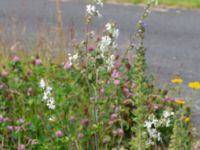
[146,139,155,145]
[105,23,112,31]
[39,79,45,89]
[72,53,79,60]
[162,110,174,127]
[68,53,79,66]
[46,86,52,94]
[49,116,56,122]
[100,22,119,51]
[157,132,161,141]
[39,79,56,110]
[152,118,159,127]
[96,0,103,6]
[163,111,171,118]
[86,4,102,18]
[144,121,152,129]
[90,31,95,37]
[166,119,171,127]
[144,114,162,144]
[106,55,115,71]
[47,97,56,110]
[148,128,158,139]
[105,22,119,39]
[42,92,48,101]
[113,28,119,39]
[112,42,118,49]
[100,36,112,51]
[96,10,102,18]
[86,4,96,15]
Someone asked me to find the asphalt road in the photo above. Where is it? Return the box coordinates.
[0,0,200,129]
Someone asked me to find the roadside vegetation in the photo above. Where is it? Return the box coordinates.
[107,0,200,9]
[0,0,200,149]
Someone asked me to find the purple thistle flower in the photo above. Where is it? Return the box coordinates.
[35,58,42,65]
[110,113,118,122]
[3,117,11,122]
[88,47,94,52]
[7,126,14,132]
[56,130,64,138]
[122,86,130,97]
[69,116,76,124]
[116,128,124,137]
[112,69,120,78]
[0,116,4,123]
[0,84,4,90]
[18,144,26,150]
[81,118,89,128]
[13,55,20,62]
[64,62,72,70]
[163,97,175,102]
[114,80,120,85]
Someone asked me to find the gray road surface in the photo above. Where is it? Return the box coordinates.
[0,0,200,130]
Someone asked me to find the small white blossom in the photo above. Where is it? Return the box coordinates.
[112,42,118,49]
[148,128,157,139]
[157,132,161,141]
[105,23,112,31]
[46,86,52,94]
[113,28,119,39]
[106,55,115,71]
[68,53,79,66]
[86,4,96,15]
[86,4,102,18]
[100,22,119,51]
[42,92,48,101]
[49,116,56,122]
[144,114,162,145]
[163,111,171,118]
[105,22,119,39]
[39,79,56,110]
[39,79,46,89]
[100,36,112,51]
[96,10,102,18]
[47,97,56,110]
[96,0,103,6]
[166,119,171,127]
[144,121,152,129]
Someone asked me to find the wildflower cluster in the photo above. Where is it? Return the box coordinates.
[144,111,174,146]
[0,0,197,149]
[39,79,56,109]
[64,53,79,69]
[144,115,162,145]
[86,0,103,20]
[99,22,119,51]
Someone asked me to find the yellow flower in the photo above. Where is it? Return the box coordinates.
[175,100,185,105]
[185,117,190,123]
[188,81,200,89]
[171,78,183,84]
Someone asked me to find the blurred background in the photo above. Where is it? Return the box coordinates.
[106,0,200,9]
